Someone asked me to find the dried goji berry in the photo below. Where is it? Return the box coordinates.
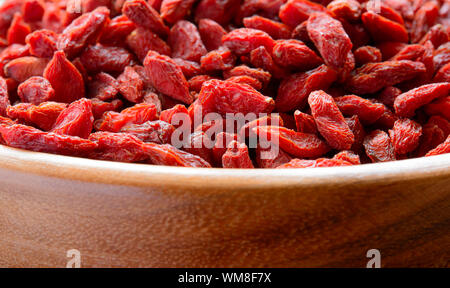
[276,64,337,112]
[57,7,110,59]
[184,131,214,165]
[388,118,422,155]
[168,20,207,63]
[144,142,212,167]
[345,60,426,94]
[327,0,361,22]
[91,98,123,119]
[198,79,275,116]
[17,76,54,105]
[410,1,439,44]
[309,90,355,150]
[433,62,450,83]
[100,15,136,45]
[126,27,171,63]
[293,111,316,134]
[307,12,352,72]
[87,72,119,101]
[95,103,159,132]
[277,158,353,168]
[198,18,227,51]
[52,98,94,139]
[279,0,327,28]
[122,0,169,37]
[121,120,175,144]
[188,75,215,93]
[419,24,449,49]
[345,115,365,153]
[238,115,284,139]
[243,15,292,40]
[222,28,275,55]
[425,135,450,157]
[80,44,133,74]
[0,76,10,116]
[3,56,48,83]
[225,76,262,91]
[394,83,450,117]
[249,46,288,79]
[365,0,405,25]
[415,122,445,157]
[363,130,396,162]
[194,0,241,26]
[143,50,192,104]
[332,150,360,165]
[7,13,31,45]
[256,143,292,169]
[160,0,196,25]
[334,95,385,124]
[377,86,402,108]
[428,115,450,137]
[223,65,271,87]
[6,101,66,131]
[361,11,408,43]
[172,58,201,79]
[200,48,236,73]
[254,126,330,158]
[424,96,450,121]
[25,29,58,58]
[222,140,254,168]
[433,43,450,72]
[0,123,97,156]
[22,0,45,23]
[272,39,323,71]
[43,51,85,103]
[117,66,145,103]
[354,46,382,66]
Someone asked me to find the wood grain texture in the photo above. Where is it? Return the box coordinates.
[0,145,448,268]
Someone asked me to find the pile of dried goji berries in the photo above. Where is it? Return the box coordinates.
[0,0,448,169]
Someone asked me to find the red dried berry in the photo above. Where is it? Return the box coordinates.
[6,101,66,131]
[43,51,85,103]
[80,44,133,74]
[346,60,426,94]
[0,76,10,116]
[122,0,169,37]
[17,76,54,105]
[57,7,110,59]
[294,110,317,134]
[254,126,330,158]
[425,135,450,157]
[7,13,31,45]
[223,65,271,88]
[121,120,175,144]
[22,0,45,23]
[272,39,323,70]
[335,95,385,124]
[200,48,236,73]
[345,115,365,153]
[410,1,439,43]
[198,79,275,116]
[169,20,207,63]
[363,130,396,162]
[276,64,337,112]
[25,29,58,58]
[126,27,171,63]
[95,103,159,132]
[361,11,409,43]
[198,18,227,51]
[195,0,241,26]
[222,140,254,168]
[394,83,450,117]
[143,50,192,104]
[160,0,196,25]
[87,72,119,101]
[222,28,276,55]
[243,15,292,40]
[279,0,327,28]
[277,158,353,169]
[117,66,145,103]
[3,56,48,83]
[309,90,355,150]
[256,144,292,169]
[354,46,382,66]
[327,0,361,22]
[100,15,136,45]
[52,98,94,139]
[389,118,422,155]
[225,76,262,91]
[307,12,352,71]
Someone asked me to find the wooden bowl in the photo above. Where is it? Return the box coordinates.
[0,144,448,268]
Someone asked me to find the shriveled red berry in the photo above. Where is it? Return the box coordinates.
[52,98,94,139]
[334,95,385,124]
[272,39,323,70]
[389,118,422,155]
[43,51,85,103]
[122,0,169,37]
[143,50,192,104]
[168,20,207,63]
[279,0,327,28]
[309,90,355,150]
[222,28,275,55]
[363,130,396,162]
[17,76,54,105]
[198,18,227,51]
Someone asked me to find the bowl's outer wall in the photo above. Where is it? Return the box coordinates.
[0,146,449,268]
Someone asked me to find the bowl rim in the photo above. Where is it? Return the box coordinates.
[0,144,449,189]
